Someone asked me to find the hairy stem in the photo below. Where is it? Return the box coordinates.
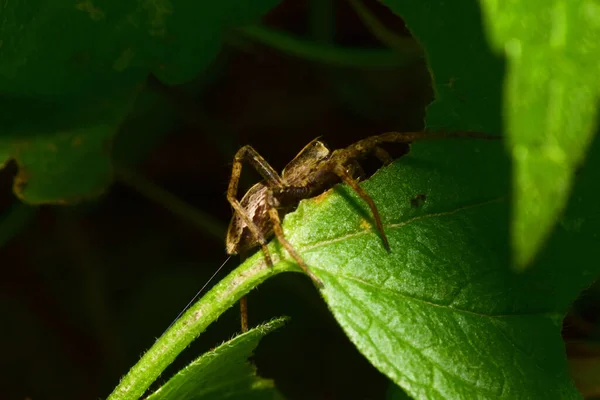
[106,254,291,400]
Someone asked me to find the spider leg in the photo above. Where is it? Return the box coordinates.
[231,145,286,189]
[227,145,288,334]
[240,295,249,333]
[226,196,274,266]
[335,131,499,164]
[266,192,324,288]
[228,197,271,330]
[333,164,391,252]
[373,146,393,165]
[346,160,366,181]
[227,145,288,267]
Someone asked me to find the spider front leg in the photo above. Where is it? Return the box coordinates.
[227,145,287,267]
[265,191,324,288]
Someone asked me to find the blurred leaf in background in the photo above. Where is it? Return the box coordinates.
[478,0,600,269]
[0,1,280,203]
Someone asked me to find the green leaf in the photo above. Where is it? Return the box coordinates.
[378,0,504,134]
[147,318,287,400]
[0,91,137,204]
[256,137,599,398]
[378,0,600,268]
[153,2,281,85]
[0,1,280,203]
[10,126,114,203]
[478,0,600,268]
[109,135,600,399]
[0,1,280,98]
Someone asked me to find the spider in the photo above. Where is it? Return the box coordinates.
[226,131,498,291]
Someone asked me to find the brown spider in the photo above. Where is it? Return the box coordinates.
[226,131,499,290]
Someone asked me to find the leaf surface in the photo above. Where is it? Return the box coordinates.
[147,318,286,400]
[241,136,600,399]
[478,0,600,268]
[378,0,600,268]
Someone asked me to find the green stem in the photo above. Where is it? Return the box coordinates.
[236,25,423,68]
[348,0,421,55]
[308,0,334,43]
[114,166,226,241]
[106,255,290,400]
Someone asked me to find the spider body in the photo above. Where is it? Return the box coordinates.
[226,138,337,262]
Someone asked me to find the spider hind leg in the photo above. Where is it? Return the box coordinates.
[333,164,391,252]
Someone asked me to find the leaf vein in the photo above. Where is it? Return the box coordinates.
[299,196,507,252]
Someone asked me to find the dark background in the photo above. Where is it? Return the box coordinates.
[0,1,598,399]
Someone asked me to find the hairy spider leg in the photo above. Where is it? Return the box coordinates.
[231,145,287,187]
[373,146,394,165]
[333,164,391,252]
[227,146,289,333]
[237,250,252,333]
[374,131,500,147]
[227,145,288,268]
[324,130,499,253]
[338,131,499,163]
[240,292,249,332]
[265,191,324,287]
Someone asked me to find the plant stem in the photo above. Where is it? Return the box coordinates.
[236,25,423,68]
[348,0,421,55]
[308,0,334,43]
[106,254,290,400]
[114,166,226,241]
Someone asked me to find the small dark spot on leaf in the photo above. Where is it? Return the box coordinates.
[410,193,426,208]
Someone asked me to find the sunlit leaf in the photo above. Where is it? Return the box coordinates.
[479,0,600,268]
[238,136,600,398]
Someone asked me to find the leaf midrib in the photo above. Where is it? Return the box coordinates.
[297,196,508,252]
[321,269,562,320]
